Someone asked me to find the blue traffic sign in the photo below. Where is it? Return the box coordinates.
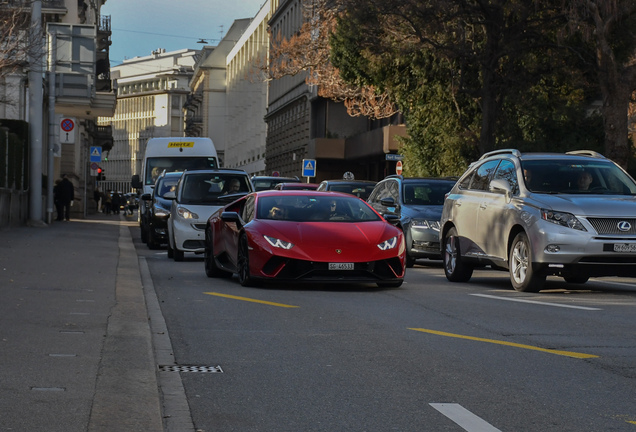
[302,159,316,177]
[90,146,102,163]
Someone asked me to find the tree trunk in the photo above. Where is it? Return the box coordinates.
[601,79,631,168]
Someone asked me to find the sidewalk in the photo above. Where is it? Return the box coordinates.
[0,213,164,431]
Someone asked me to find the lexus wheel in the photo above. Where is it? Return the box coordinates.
[509,231,545,292]
[443,227,473,282]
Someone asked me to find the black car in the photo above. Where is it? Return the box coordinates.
[144,171,183,249]
[367,175,457,267]
[317,179,377,200]
[250,175,301,191]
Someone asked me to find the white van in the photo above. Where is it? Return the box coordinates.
[132,137,219,243]
[132,137,219,195]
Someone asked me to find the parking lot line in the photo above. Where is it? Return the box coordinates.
[409,328,599,359]
[204,292,299,308]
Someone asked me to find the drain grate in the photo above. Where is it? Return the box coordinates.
[159,365,223,373]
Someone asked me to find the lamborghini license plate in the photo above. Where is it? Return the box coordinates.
[329,263,354,270]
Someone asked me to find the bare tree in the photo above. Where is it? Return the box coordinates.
[0,2,45,104]
[267,0,398,119]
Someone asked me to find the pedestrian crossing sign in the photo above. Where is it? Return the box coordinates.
[302,159,316,177]
[90,146,102,162]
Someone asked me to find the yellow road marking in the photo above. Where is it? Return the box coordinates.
[409,328,598,359]
[204,292,299,308]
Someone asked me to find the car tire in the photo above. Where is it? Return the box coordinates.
[443,227,473,282]
[173,247,184,262]
[147,228,160,250]
[237,234,259,287]
[564,275,589,284]
[140,224,149,243]
[204,228,232,278]
[509,231,545,292]
[405,254,416,268]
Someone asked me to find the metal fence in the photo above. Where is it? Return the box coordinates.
[0,120,29,228]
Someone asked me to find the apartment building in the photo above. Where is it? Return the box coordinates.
[0,0,116,224]
[98,49,198,193]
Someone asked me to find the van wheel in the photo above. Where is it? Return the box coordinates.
[443,227,473,282]
[509,232,545,292]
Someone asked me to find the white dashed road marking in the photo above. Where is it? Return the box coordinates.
[430,403,502,432]
[470,293,601,310]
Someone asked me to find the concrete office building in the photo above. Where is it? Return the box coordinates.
[224,1,274,176]
[98,49,198,193]
[185,19,251,168]
[265,0,406,182]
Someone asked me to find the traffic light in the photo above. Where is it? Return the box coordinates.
[97,166,105,181]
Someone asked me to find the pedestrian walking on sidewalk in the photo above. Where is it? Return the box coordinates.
[53,179,64,221]
[57,175,75,221]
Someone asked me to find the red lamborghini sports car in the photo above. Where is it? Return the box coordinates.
[204,190,406,287]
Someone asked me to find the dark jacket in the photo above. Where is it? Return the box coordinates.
[58,178,75,204]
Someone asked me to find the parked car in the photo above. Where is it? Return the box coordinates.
[204,190,406,287]
[367,175,457,267]
[317,179,377,200]
[440,149,636,292]
[146,171,183,249]
[251,175,301,191]
[274,182,319,190]
[166,169,253,261]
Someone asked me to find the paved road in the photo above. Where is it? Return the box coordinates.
[141,241,636,432]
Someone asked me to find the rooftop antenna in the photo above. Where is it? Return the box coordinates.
[197,38,208,44]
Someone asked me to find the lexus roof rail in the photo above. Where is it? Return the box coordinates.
[565,150,606,159]
[478,149,521,160]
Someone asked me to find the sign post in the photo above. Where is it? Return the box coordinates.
[302,159,316,180]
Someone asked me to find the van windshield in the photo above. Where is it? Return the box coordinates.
[146,157,218,185]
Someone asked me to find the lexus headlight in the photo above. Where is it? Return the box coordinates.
[411,219,440,231]
[541,209,586,231]
[377,236,397,250]
[264,235,294,249]
[177,206,199,220]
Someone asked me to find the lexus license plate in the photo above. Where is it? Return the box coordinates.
[613,243,636,253]
[329,263,354,270]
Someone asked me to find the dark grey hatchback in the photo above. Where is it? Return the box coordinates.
[367,175,457,267]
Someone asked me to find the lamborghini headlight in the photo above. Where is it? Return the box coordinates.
[377,236,398,250]
[264,235,294,249]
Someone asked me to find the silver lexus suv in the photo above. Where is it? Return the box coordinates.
[440,149,636,292]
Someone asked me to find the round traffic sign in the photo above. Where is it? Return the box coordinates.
[396,161,403,175]
[61,118,75,132]
[90,162,98,170]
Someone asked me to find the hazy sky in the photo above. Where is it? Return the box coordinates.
[101,0,266,65]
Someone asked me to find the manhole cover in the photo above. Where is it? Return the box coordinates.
[159,365,223,373]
